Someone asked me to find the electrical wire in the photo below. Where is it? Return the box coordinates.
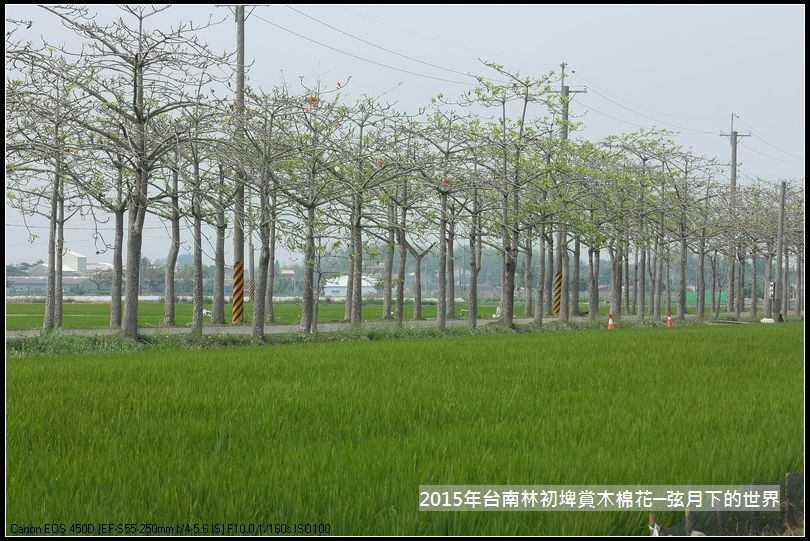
[586,87,716,135]
[739,142,804,166]
[286,5,482,80]
[252,13,477,86]
[571,72,726,122]
[732,119,805,160]
[334,5,548,68]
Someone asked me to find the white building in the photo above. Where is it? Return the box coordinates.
[63,250,87,273]
[322,275,378,299]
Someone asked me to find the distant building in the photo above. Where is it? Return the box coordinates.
[63,250,87,273]
[322,275,378,299]
[87,262,114,272]
[6,275,94,294]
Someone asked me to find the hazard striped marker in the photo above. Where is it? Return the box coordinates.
[553,272,562,315]
[232,260,244,324]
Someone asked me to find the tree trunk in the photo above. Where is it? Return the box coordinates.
[350,193,363,325]
[264,196,276,323]
[736,254,744,318]
[678,236,687,319]
[55,182,65,327]
[623,243,630,318]
[123,64,147,339]
[470,192,480,327]
[163,165,180,326]
[123,197,147,340]
[382,202,395,320]
[665,244,672,316]
[637,247,646,319]
[764,246,773,318]
[588,247,600,320]
[523,225,533,317]
[344,223,354,321]
[535,225,545,325]
[503,248,517,326]
[609,246,622,317]
[572,236,580,316]
[300,206,316,333]
[712,251,721,319]
[396,231,407,328]
[648,254,655,316]
[437,191,447,331]
[343,227,354,321]
[446,213,455,319]
[312,262,322,333]
[750,250,758,319]
[396,205,408,327]
[631,248,638,315]
[780,250,790,319]
[652,239,662,319]
[253,188,270,340]
[544,231,553,315]
[213,207,226,324]
[469,241,480,327]
[696,237,706,319]
[111,207,125,328]
[413,253,423,320]
[795,247,803,318]
[44,163,58,332]
[191,196,203,336]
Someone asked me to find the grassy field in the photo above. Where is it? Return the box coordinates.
[6,300,760,330]
[7,323,803,535]
[5,301,501,330]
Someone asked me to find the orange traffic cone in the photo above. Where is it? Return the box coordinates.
[666,312,674,328]
[607,313,616,330]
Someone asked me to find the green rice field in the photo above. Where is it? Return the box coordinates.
[5,301,500,330]
[6,323,803,535]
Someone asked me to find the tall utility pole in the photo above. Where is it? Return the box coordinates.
[232,5,246,324]
[773,181,786,322]
[554,62,586,322]
[720,113,749,314]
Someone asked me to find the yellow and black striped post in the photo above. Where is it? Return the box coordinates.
[553,271,562,315]
[248,279,255,301]
[232,260,244,324]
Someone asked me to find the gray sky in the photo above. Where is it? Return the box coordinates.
[5,4,805,266]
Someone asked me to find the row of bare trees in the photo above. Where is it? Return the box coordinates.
[6,7,804,340]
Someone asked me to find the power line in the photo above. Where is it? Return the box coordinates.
[739,141,804,166]
[285,5,482,80]
[736,118,804,156]
[252,13,476,86]
[750,135,804,161]
[586,87,716,135]
[572,72,726,122]
[577,99,663,130]
[334,5,550,69]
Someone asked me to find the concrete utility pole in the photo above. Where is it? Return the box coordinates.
[232,5,246,324]
[720,113,749,314]
[773,181,786,322]
[554,62,586,321]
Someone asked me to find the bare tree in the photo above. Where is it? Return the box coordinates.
[38,5,229,338]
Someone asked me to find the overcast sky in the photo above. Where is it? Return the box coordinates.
[5,4,805,267]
